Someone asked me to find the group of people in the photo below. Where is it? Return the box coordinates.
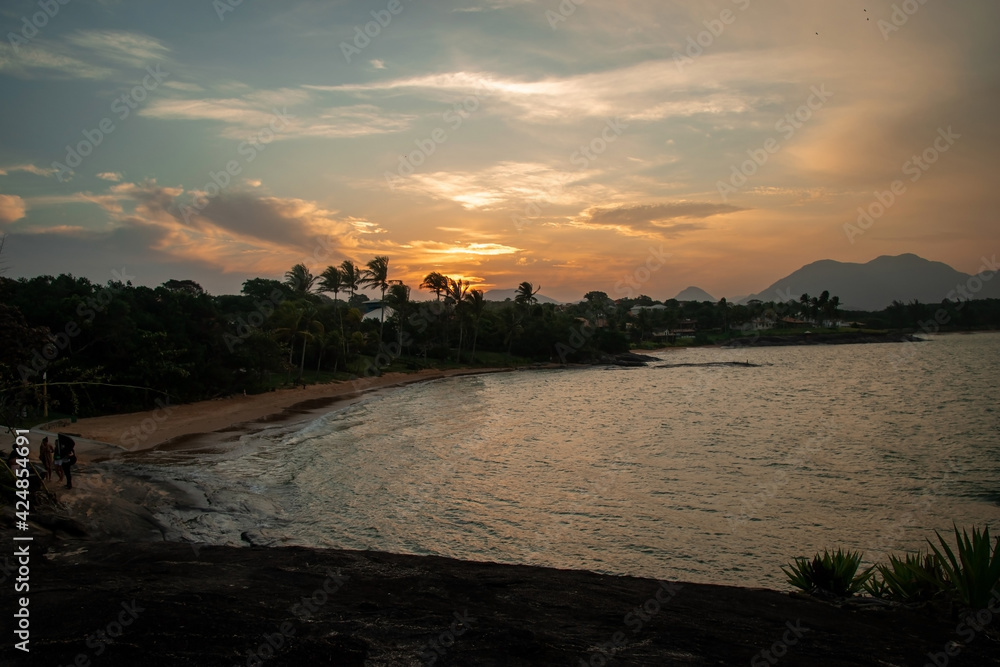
[42,434,77,489]
[4,433,77,490]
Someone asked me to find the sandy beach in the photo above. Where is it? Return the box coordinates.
[6,367,515,462]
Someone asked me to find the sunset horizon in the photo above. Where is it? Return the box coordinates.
[1,1,996,302]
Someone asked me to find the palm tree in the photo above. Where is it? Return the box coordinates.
[717,297,729,333]
[361,255,391,341]
[824,295,841,327]
[420,271,449,301]
[271,301,316,379]
[420,271,451,350]
[318,265,343,301]
[445,277,470,362]
[816,291,830,326]
[386,281,411,353]
[500,304,522,365]
[340,260,361,302]
[464,289,485,364]
[311,319,332,373]
[284,264,316,299]
[515,281,541,307]
[319,265,346,365]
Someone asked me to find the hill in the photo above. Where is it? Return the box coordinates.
[673,286,716,302]
[742,254,999,311]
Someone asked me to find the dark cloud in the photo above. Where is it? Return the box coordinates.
[198,193,318,249]
[586,202,747,231]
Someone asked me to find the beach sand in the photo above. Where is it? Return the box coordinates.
[49,367,515,455]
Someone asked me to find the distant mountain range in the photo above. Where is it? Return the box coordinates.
[673,286,716,302]
[740,254,999,311]
[484,288,561,304]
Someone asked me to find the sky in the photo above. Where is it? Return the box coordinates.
[0,0,997,303]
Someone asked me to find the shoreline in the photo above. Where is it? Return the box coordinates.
[21,366,524,462]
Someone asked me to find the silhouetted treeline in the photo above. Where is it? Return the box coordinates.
[2,268,998,420]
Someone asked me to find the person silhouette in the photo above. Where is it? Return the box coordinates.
[56,433,77,489]
[40,436,54,481]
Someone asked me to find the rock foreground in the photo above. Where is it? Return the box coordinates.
[5,539,999,666]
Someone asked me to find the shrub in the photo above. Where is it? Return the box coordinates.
[867,552,947,603]
[928,525,1000,609]
[783,549,873,597]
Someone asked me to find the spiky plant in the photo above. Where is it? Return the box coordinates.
[928,525,1000,609]
[782,549,873,597]
[869,552,947,603]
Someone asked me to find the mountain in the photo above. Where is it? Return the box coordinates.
[673,286,716,302]
[484,289,561,304]
[742,254,1000,311]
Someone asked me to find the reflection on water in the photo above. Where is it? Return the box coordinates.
[110,333,1000,587]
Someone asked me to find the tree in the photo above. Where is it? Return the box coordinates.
[816,291,830,325]
[420,272,449,301]
[242,277,290,302]
[420,271,451,350]
[362,255,391,341]
[340,260,361,302]
[515,281,540,307]
[717,297,730,332]
[464,289,486,364]
[445,277,470,362]
[163,279,205,295]
[284,264,316,299]
[319,265,347,364]
[799,293,811,320]
[386,281,411,353]
[318,266,343,302]
[825,295,841,325]
[584,291,611,317]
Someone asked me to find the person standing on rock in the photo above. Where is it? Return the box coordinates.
[40,436,54,481]
[55,433,77,489]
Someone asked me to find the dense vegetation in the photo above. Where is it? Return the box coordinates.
[2,255,999,421]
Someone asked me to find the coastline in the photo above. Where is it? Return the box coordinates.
[26,366,521,460]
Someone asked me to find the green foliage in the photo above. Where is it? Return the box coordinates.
[866,552,947,602]
[792,526,1000,612]
[928,524,1000,609]
[782,549,873,597]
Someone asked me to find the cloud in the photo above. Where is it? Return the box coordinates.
[586,202,747,228]
[142,95,415,139]
[0,195,27,225]
[0,30,169,80]
[387,161,619,211]
[554,202,748,238]
[411,241,522,256]
[304,59,776,124]
[96,172,123,182]
[65,30,171,67]
[452,0,533,11]
[0,164,58,178]
[64,180,370,276]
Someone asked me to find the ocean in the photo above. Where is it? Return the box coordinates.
[108,332,1000,588]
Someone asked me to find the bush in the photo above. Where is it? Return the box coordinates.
[929,524,1000,609]
[783,549,873,597]
[865,552,947,603]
